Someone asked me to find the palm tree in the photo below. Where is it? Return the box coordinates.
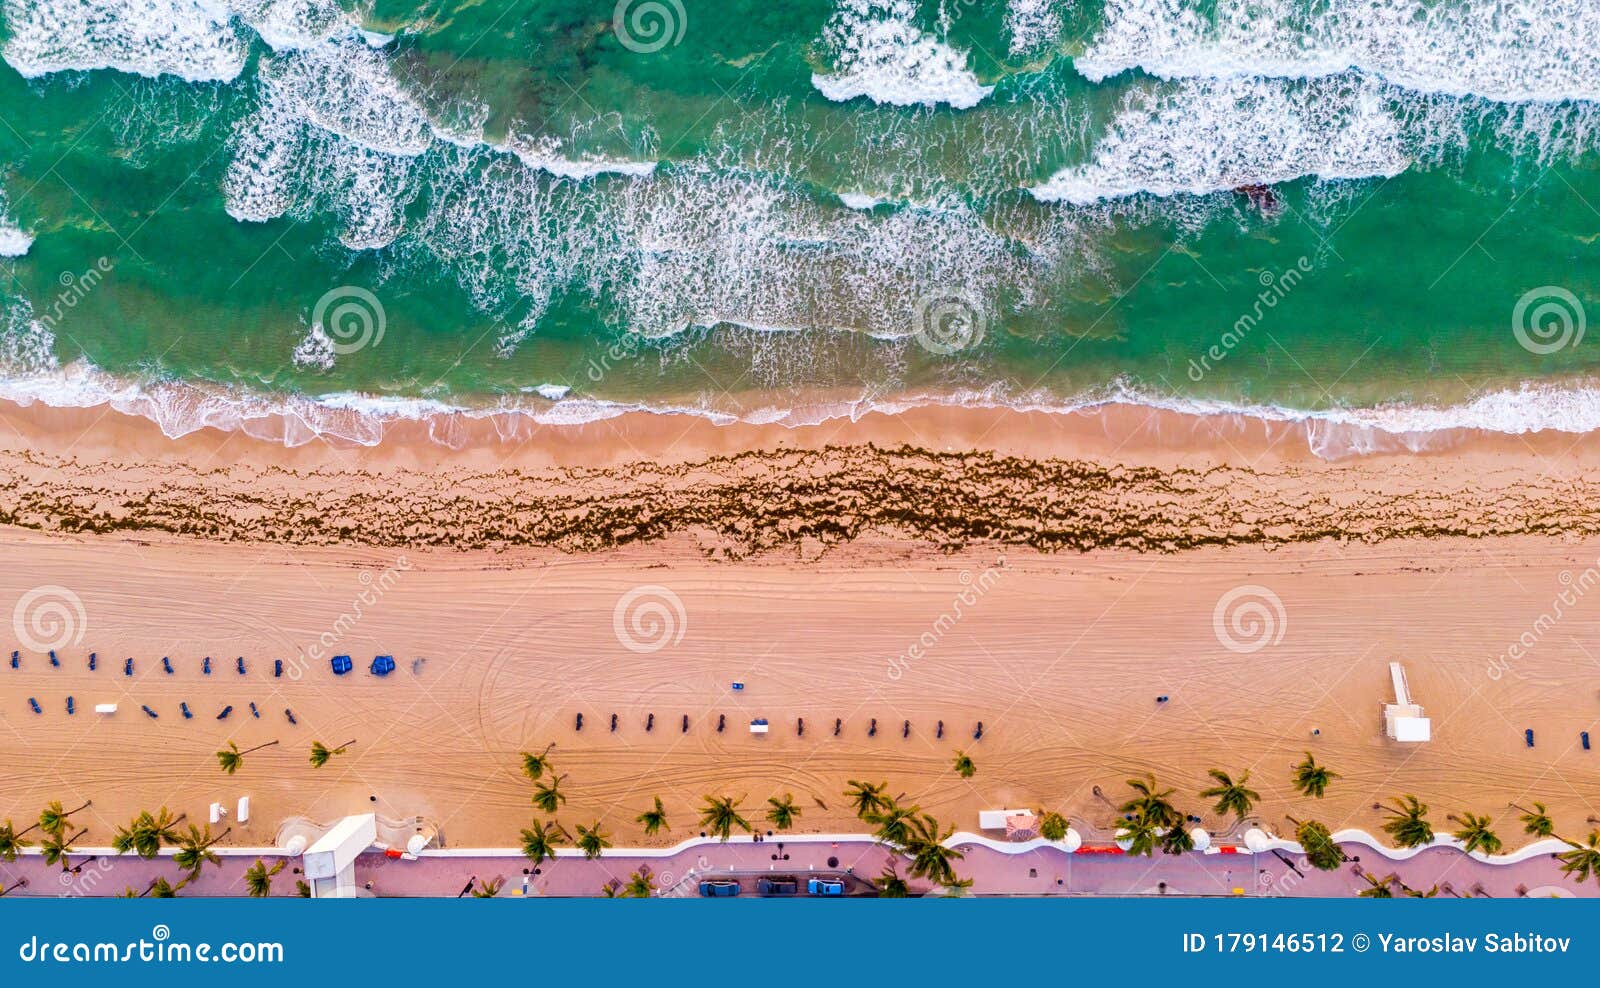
[1291,752,1338,798]
[1357,872,1396,898]
[531,774,567,814]
[1117,812,1160,857]
[636,797,669,836]
[1381,795,1434,849]
[244,858,284,897]
[1451,812,1502,856]
[1201,769,1260,821]
[766,793,801,831]
[1161,822,1196,855]
[952,751,976,778]
[844,780,890,818]
[308,739,356,769]
[0,820,32,862]
[876,862,910,898]
[623,867,653,898]
[1288,816,1343,871]
[1405,884,1440,898]
[699,794,751,842]
[1037,810,1069,842]
[520,744,555,781]
[902,815,964,886]
[0,877,28,896]
[471,876,505,898]
[1557,831,1600,884]
[41,827,86,869]
[172,825,229,879]
[1120,774,1182,829]
[215,740,279,775]
[574,821,611,859]
[867,800,921,847]
[38,799,90,837]
[1518,801,1556,838]
[519,820,568,866]
[145,876,180,898]
[115,808,184,859]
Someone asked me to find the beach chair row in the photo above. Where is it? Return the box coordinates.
[572,712,987,740]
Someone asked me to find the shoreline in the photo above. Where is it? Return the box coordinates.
[11,363,1600,462]
[3,392,1600,554]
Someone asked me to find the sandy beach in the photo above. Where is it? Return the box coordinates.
[0,397,1596,867]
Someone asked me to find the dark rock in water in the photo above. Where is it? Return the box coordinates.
[1234,183,1280,216]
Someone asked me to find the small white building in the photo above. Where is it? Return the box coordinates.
[302,813,377,898]
[978,808,1033,830]
[1384,662,1431,743]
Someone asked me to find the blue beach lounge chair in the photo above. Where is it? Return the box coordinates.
[162,656,173,674]
[123,657,133,676]
[142,705,158,718]
[66,696,74,715]
[1525,728,1535,748]
[284,708,297,725]
[181,702,192,719]
[1583,731,1591,751]
[8,651,16,669]
[49,650,59,667]
[203,656,211,675]
[217,705,233,720]
[274,659,283,678]
[87,652,96,671]
[28,697,40,714]
[250,702,260,718]
[236,656,246,675]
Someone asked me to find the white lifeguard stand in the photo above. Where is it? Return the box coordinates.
[1384,662,1431,743]
[302,813,377,898]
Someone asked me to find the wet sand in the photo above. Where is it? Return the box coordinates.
[0,399,1597,854]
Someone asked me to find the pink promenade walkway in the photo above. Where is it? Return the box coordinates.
[2,837,1592,898]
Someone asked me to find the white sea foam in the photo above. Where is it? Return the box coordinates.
[1030,76,1408,204]
[1005,0,1064,57]
[232,0,351,50]
[504,133,659,181]
[838,191,885,210]
[0,217,32,258]
[1080,0,1600,105]
[2,0,248,81]
[811,0,993,109]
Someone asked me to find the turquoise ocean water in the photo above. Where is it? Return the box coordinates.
[0,0,1598,450]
